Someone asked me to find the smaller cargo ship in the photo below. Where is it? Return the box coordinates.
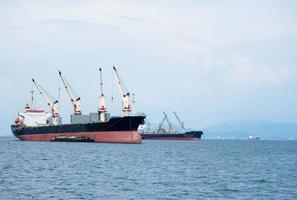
[139,111,203,140]
[141,131,203,140]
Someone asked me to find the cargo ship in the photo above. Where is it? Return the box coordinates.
[139,112,203,140]
[140,131,203,140]
[11,67,145,144]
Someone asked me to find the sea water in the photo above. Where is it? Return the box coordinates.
[0,137,296,200]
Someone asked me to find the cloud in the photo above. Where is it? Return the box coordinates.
[108,14,146,22]
[199,50,292,95]
[1,0,297,132]
[223,54,291,90]
[42,18,118,34]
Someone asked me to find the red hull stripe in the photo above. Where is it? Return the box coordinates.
[143,138,200,141]
[17,131,142,144]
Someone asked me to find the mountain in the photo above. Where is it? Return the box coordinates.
[141,119,297,139]
[204,120,297,139]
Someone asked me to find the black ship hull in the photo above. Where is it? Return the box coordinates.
[141,131,203,140]
[11,116,145,143]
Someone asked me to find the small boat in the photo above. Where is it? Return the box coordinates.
[248,136,260,140]
[51,136,95,142]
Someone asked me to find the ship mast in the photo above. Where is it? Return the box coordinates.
[98,68,107,122]
[113,66,132,116]
[32,79,59,125]
[132,93,136,115]
[173,111,185,129]
[59,71,81,115]
[30,89,34,109]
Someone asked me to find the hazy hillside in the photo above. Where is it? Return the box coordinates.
[140,120,297,139]
[204,120,297,139]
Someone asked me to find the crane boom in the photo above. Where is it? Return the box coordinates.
[163,111,173,130]
[158,116,166,130]
[113,66,132,116]
[32,78,59,125]
[98,68,107,122]
[173,111,185,129]
[59,71,81,115]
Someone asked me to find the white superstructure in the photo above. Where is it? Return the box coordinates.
[15,106,51,127]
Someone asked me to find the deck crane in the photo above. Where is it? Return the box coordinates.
[158,115,166,131]
[32,79,59,125]
[98,68,107,122]
[163,111,173,131]
[58,71,81,115]
[173,111,185,129]
[113,66,132,116]
[157,111,173,133]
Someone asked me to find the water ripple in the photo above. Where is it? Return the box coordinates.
[0,138,297,200]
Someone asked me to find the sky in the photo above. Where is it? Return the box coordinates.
[1,0,297,136]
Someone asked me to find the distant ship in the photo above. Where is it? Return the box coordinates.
[11,67,145,144]
[248,136,260,140]
[139,111,203,140]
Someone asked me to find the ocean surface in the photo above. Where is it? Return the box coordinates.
[0,137,297,200]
